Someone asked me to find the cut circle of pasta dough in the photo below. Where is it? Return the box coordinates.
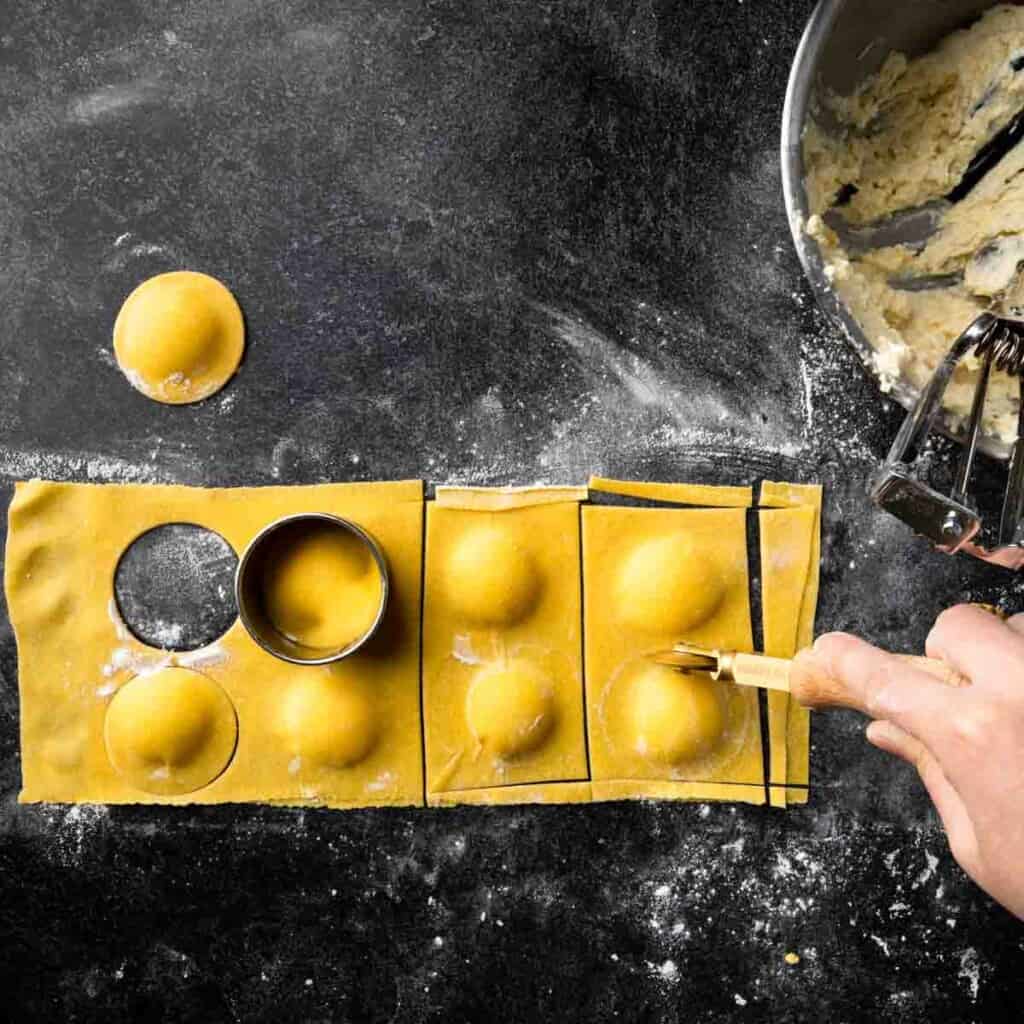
[615,535,725,635]
[628,664,726,765]
[465,659,554,758]
[260,519,384,652]
[103,667,238,795]
[113,270,245,404]
[443,525,540,627]
[280,674,377,769]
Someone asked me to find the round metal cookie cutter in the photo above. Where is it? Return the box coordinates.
[235,512,390,665]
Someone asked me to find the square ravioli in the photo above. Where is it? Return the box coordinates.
[582,505,765,802]
[7,479,425,808]
[422,495,588,798]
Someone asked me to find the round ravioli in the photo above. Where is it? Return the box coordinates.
[280,674,377,769]
[614,534,727,635]
[465,658,555,758]
[104,667,237,795]
[113,270,245,404]
[627,664,726,765]
[260,520,384,653]
[443,525,540,627]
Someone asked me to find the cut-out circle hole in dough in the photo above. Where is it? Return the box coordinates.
[615,534,726,635]
[466,659,555,758]
[113,270,245,404]
[444,525,540,627]
[280,674,377,769]
[115,523,238,651]
[104,667,238,795]
[628,664,726,765]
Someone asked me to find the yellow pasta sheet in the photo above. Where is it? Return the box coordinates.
[9,476,822,812]
[7,479,424,808]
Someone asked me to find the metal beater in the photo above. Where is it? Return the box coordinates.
[870,312,1024,569]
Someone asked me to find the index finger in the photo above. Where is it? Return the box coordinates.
[927,604,1024,691]
[794,633,965,751]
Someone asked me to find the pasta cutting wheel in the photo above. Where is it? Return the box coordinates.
[870,312,1024,569]
[653,641,967,707]
[654,642,791,689]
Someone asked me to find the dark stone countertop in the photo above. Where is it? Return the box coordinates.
[0,1,1021,1020]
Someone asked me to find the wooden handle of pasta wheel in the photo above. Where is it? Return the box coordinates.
[895,655,969,688]
[729,653,793,692]
[786,651,969,713]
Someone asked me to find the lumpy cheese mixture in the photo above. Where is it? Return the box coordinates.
[804,4,1024,441]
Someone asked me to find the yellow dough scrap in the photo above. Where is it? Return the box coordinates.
[466,659,555,759]
[113,270,245,404]
[103,667,237,796]
[628,664,725,765]
[443,524,540,627]
[260,520,384,651]
[429,781,591,806]
[760,482,823,807]
[435,485,589,510]
[588,476,753,507]
[591,779,765,804]
[615,534,726,635]
[280,674,377,769]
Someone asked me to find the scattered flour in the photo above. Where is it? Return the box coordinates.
[452,635,482,665]
[958,948,981,1001]
[0,445,180,484]
[647,959,678,983]
[177,645,228,671]
[68,79,166,123]
[38,804,110,868]
[365,771,397,793]
[913,851,939,890]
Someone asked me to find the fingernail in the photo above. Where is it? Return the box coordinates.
[865,719,889,746]
[812,631,845,651]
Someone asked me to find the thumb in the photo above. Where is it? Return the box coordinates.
[866,720,981,879]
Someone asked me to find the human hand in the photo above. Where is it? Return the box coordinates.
[791,605,1024,920]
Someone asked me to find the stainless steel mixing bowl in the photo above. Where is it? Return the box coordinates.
[781,0,1012,459]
